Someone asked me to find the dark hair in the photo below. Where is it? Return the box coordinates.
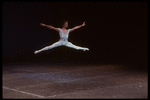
[62,20,68,27]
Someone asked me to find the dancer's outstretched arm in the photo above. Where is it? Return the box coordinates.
[70,22,86,32]
[40,23,58,31]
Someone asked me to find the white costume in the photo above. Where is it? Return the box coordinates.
[34,28,89,54]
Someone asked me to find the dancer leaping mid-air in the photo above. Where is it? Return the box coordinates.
[34,20,89,54]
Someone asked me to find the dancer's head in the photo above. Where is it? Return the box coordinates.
[62,20,68,28]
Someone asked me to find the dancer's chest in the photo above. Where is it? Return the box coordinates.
[61,29,68,34]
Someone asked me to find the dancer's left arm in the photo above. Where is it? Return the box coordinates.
[70,22,86,32]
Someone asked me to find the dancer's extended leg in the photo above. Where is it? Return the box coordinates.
[34,41,62,54]
[65,42,89,51]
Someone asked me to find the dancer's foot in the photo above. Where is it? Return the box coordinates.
[34,50,40,54]
[83,48,89,51]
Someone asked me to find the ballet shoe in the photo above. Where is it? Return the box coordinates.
[34,50,39,54]
[83,48,89,51]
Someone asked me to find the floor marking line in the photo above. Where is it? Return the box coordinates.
[3,86,45,98]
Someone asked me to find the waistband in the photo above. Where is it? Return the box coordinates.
[60,38,68,41]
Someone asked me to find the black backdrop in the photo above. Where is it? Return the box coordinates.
[2,2,148,71]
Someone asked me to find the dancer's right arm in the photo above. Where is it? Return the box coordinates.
[40,23,58,31]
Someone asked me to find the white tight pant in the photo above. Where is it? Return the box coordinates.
[36,40,89,53]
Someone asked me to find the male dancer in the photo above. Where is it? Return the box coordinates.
[34,20,89,54]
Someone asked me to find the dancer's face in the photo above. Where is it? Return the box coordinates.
[63,22,68,28]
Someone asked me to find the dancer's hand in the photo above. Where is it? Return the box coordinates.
[82,22,86,26]
[40,23,46,26]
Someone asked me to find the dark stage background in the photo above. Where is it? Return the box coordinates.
[2,2,148,71]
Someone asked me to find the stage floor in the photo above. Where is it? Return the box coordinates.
[2,64,148,99]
